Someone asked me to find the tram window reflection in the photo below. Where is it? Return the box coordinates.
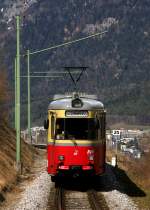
[55,118,98,140]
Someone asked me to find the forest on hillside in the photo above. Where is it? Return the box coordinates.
[0,0,150,127]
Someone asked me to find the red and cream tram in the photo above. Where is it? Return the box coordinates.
[44,93,106,181]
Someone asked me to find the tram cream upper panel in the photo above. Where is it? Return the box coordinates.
[48,97,104,111]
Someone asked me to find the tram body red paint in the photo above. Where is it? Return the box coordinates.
[47,144,105,175]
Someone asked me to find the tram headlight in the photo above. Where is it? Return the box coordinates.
[58,155,64,161]
[88,155,94,161]
[72,98,83,108]
[87,150,94,161]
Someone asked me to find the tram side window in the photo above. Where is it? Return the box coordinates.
[55,118,65,139]
[101,114,106,139]
[51,116,55,139]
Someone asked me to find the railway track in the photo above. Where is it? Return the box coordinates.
[52,186,109,210]
[55,186,65,210]
[88,189,109,210]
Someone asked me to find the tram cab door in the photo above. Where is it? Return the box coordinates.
[48,112,57,171]
[49,111,56,142]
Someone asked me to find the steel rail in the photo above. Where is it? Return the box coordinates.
[55,186,65,210]
[88,189,109,210]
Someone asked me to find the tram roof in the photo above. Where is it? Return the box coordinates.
[48,93,104,110]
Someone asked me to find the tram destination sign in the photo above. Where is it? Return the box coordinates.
[65,110,88,117]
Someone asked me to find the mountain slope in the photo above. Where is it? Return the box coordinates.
[0,0,150,126]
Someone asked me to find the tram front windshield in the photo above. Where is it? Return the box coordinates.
[55,118,97,140]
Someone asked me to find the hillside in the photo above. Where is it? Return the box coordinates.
[0,122,33,192]
[0,0,150,126]
[0,59,34,202]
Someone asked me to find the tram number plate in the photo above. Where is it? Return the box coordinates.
[71,166,81,170]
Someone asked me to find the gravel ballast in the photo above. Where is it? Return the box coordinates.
[3,169,52,210]
[100,165,139,210]
[1,159,139,210]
